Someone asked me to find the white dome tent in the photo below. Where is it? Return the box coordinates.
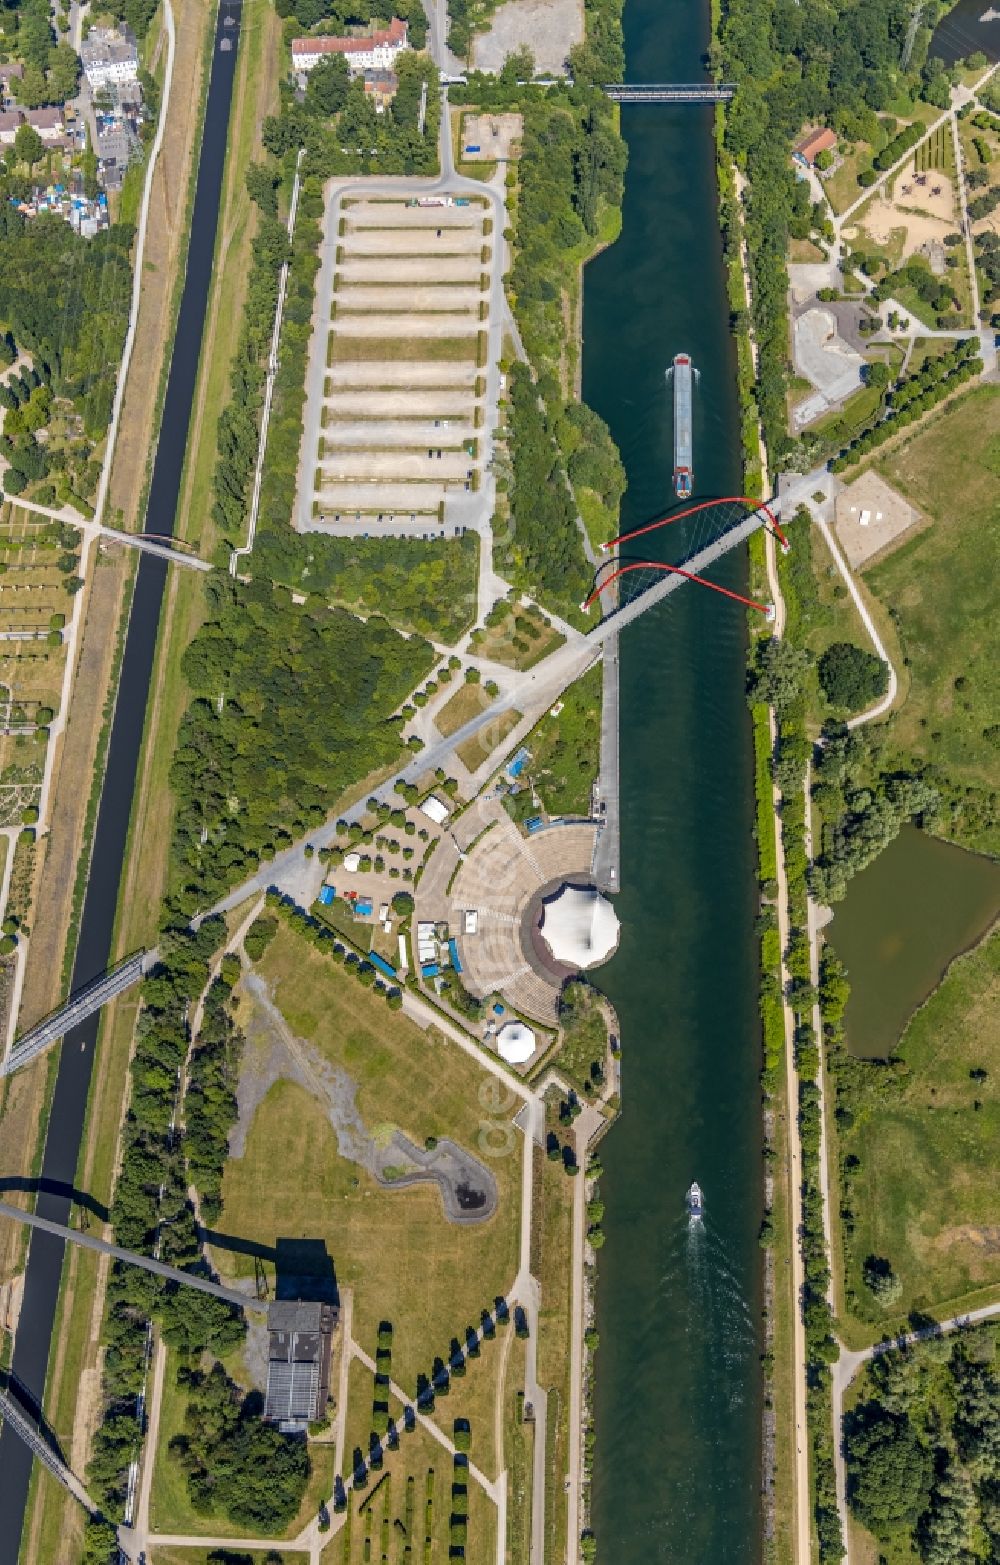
[496,1021,536,1064]
[540,885,620,970]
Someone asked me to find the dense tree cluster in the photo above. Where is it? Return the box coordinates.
[845,1329,1000,1561]
[183,975,245,1223]
[497,364,591,615]
[254,530,479,643]
[817,640,889,711]
[275,0,426,44]
[263,49,439,179]
[170,1363,310,1529]
[0,209,132,451]
[169,575,432,912]
[810,725,940,902]
[718,0,939,460]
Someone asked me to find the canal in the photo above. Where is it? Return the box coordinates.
[583,0,764,1558]
[0,3,243,1556]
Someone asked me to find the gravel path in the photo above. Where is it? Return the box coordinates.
[233,974,496,1223]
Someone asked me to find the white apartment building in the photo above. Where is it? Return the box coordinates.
[80,27,139,91]
[292,17,407,76]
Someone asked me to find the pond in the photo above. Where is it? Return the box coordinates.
[827,825,1000,1058]
[929,0,1000,66]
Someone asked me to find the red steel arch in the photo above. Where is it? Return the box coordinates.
[583,558,774,617]
[603,494,788,552]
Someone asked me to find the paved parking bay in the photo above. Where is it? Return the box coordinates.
[335,313,481,337]
[322,420,476,448]
[344,202,483,228]
[324,389,477,417]
[344,229,486,256]
[319,450,473,481]
[327,361,479,387]
[335,284,485,313]
[337,257,483,283]
[315,481,452,511]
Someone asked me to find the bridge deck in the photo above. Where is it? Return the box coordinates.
[2,951,151,1078]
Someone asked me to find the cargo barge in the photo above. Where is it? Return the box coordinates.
[672,352,693,498]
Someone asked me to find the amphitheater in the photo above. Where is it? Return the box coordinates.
[448,813,610,1024]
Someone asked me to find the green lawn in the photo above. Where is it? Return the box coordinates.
[222,920,522,1393]
[871,385,1000,850]
[516,662,602,819]
[331,1356,499,1565]
[435,681,491,738]
[838,929,1000,1340]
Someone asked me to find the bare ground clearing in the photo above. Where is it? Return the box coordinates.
[334,284,485,312]
[337,256,482,283]
[324,389,477,416]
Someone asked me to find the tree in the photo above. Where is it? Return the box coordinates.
[13,123,44,171]
[47,41,80,102]
[845,1405,932,1535]
[306,53,350,117]
[245,161,279,215]
[748,636,811,716]
[818,641,889,711]
[862,1254,902,1306]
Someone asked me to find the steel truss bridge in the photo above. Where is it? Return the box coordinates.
[1,950,154,1079]
[604,82,736,102]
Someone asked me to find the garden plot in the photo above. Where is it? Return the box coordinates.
[299,193,497,524]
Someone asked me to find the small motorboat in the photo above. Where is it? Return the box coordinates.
[686,1181,704,1219]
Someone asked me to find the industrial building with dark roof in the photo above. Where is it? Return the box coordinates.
[264,1299,337,1430]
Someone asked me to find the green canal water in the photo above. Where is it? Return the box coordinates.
[582,0,764,1558]
[827,826,1000,1060]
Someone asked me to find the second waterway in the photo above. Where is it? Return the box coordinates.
[585,0,764,1557]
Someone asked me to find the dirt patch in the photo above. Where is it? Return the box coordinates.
[834,469,923,568]
[235,973,497,1223]
[472,0,583,74]
[859,168,956,262]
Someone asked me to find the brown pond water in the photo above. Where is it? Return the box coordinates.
[827,825,1000,1059]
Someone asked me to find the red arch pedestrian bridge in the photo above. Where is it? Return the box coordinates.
[581,495,787,636]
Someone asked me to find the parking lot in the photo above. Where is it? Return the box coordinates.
[301,194,496,524]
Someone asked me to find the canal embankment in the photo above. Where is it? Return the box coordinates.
[0,6,245,1557]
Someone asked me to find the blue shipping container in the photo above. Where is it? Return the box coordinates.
[355,898,374,916]
[448,937,462,974]
[421,962,440,978]
[464,144,481,153]
[319,885,335,906]
[369,951,397,980]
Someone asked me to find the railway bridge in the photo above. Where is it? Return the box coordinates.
[604,82,736,102]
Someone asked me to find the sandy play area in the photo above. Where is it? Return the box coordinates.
[851,167,957,262]
[834,470,922,568]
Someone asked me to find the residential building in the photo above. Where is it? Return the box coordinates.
[25,108,65,144]
[263,1300,337,1431]
[363,68,398,111]
[0,111,22,146]
[80,25,139,90]
[0,63,23,107]
[793,127,837,167]
[292,18,407,76]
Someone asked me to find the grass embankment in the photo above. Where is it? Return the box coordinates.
[835,928,1000,1342]
[17,11,282,1558]
[502,662,602,828]
[866,386,1000,852]
[221,919,521,1396]
[532,1138,574,1565]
